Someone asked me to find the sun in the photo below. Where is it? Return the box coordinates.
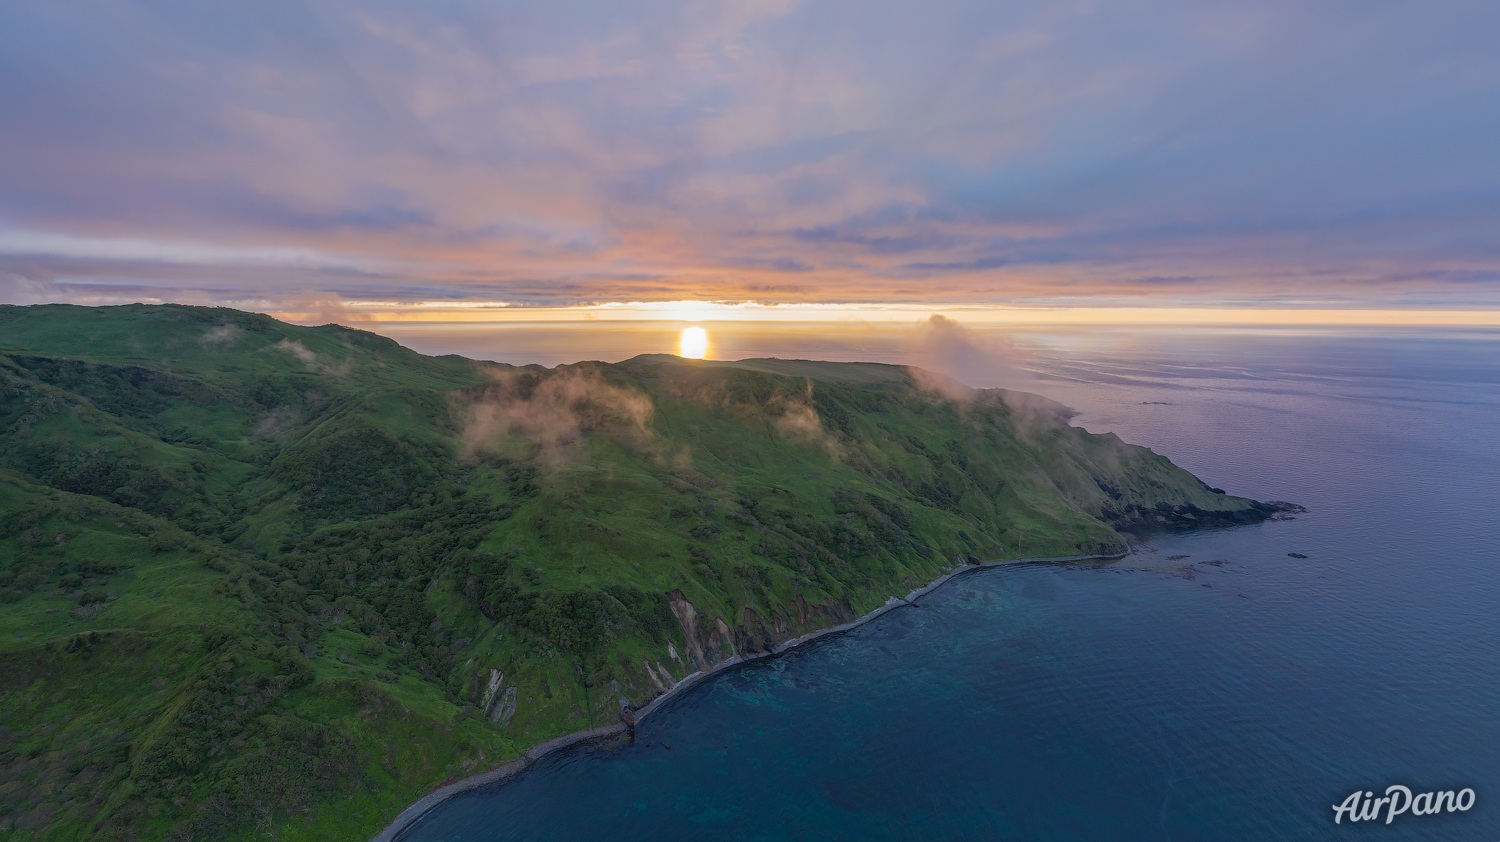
[678,326,708,359]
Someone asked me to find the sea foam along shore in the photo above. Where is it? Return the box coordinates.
[371,550,1128,842]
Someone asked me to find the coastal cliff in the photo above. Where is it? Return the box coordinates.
[0,304,1295,840]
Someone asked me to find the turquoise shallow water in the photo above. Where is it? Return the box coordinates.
[399,329,1500,841]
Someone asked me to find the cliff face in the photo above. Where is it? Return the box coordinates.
[0,305,1291,840]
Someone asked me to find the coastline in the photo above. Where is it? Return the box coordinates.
[371,549,1128,842]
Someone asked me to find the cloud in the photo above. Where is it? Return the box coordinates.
[768,381,842,458]
[271,337,353,377]
[274,339,320,367]
[201,323,241,344]
[1,0,1498,310]
[902,314,1076,445]
[904,314,1033,393]
[459,364,655,455]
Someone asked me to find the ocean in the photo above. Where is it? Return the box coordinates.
[390,325,1500,841]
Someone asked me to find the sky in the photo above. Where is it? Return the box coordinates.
[1,0,1499,323]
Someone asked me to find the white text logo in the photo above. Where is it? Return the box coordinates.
[1332,785,1474,825]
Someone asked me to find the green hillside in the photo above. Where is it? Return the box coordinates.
[0,304,1287,840]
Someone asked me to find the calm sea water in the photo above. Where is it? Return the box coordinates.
[396,326,1500,841]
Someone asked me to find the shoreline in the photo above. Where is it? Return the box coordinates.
[372,549,1128,842]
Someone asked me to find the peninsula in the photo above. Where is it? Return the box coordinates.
[0,304,1295,840]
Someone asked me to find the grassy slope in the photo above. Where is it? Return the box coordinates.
[0,305,1275,840]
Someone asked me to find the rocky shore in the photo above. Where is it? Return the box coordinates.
[372,492,1308,841]
[1105,498,1306,534]
[371,549,1138,841]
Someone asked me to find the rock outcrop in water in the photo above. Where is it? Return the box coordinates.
[0,304,1295,840]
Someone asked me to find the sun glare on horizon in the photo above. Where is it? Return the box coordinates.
[678,326,709,359]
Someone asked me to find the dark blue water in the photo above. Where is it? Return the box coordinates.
[401,329,1500,841]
